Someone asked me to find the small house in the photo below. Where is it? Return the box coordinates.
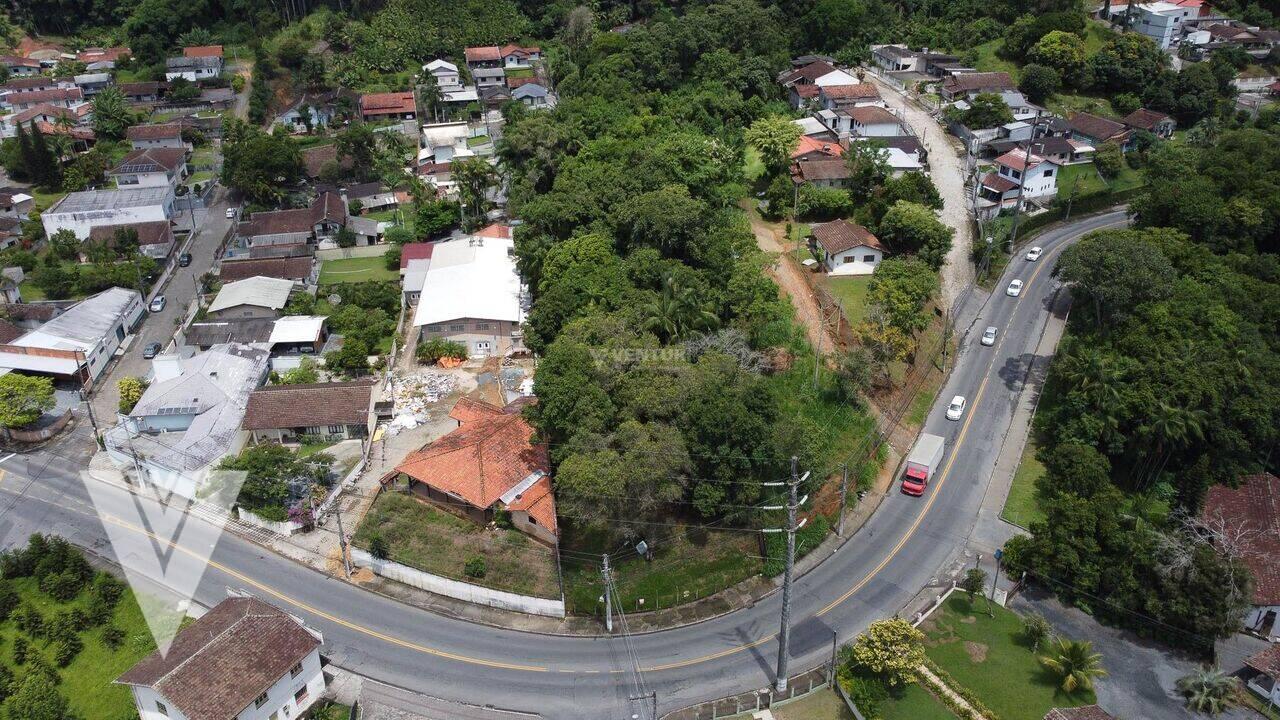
[125,123,190,151]
[423,59,461,89]
[0,287,144,388]
[513,83,550,108]
[242,379,376,445]
[218,256,315,284]
[1122,107,1176,138]
[118,81,168,104]
[108,148,189,189]
[811,219,885,276]
[267,315,329,358]
[1201,473,1280,639]
[87,221,176,260]
[164,55,223,82]
[500,44,542,68]
[359,92,416,122]
[2,86,83,112]
[206,276,295,320]
[72,72,112,97]
[1066,112,1131,149]
[992,148,1059,199]
[819,83,882,111]
[940,72,1014,102]
[846,105,905,137]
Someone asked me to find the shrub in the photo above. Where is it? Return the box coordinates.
[464,556,486,579]
[0,664,13,702]
[90,572,125,608]
[53,635,82,667]
[101,625,125,650]
[416,338,468,364]
[369,534,390,560]
[838,671,890,718]
[0,580,17,621]
[10,635,26,665]
[13,603,42,637]
[40,569,86,602]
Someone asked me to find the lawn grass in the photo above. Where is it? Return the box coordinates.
[730,688,856,719]
[1002,437,1046,529]
[308,701,353,720]
[1,576,159,719]
[319,255,398,284]
[906,371,944,428]
[505,67,536,79]
[1057,163,1108,196]
[921,595,1096,720]
[970,39,1021,82]
[879,682,959,720]
[744,145,765,183]
[18,280,47,301]
[466,134,490,147]
[823,276,871,328]
[190,147,218,166]
[1044,92,1118,119]
[297,440,338,458]
[353,490,562,598]
[32,188,66,212]
[185,170,215,185]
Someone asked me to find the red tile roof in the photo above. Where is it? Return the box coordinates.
[360,91,415,116]
[34,121,94,141]
[1043,707,1117,720]
[793,157,849,182]
[116,597,320,720]
[11,103,76,125]
[0,55,41,69]
[219,256,313,283]
[1246,643,1280,677]
[942,72,1014,95]
[396,400,551,518]
[994,148,1051,172]
[1202,473,1280,605]
[981,172,1019,193]
[1121,108,1172,131]
[126,123,183,141]
[821,83,880,101]
[0,319,21,344]
[781,61,837,86]
[792,135,844,160]
[1067,112,1128,142]
[5,87,83,106]
[399,242,435,269]
[465,46,502,63]
[2,77,55,91]
[792,84,821,99]
[475,223,513,240]
[506,473,557,533]
[119,81,168,98]
[499,44,540,58]
[78,46,130,63]
[182,45,224,58]
[846,105,901,127]
[243,380,375,430]
[238,193,344,238]
[449,396,505,424]
[812,219,883,255]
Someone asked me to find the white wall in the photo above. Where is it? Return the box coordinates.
[42,202,173,241]
[133,685,192,720]
[825,246,882,276]
[132,137,190,151]
[352,548,566,617]
[853,120,902,137]
[130,649,324,720]
[114,170,176,189]
[998,163,1058,198]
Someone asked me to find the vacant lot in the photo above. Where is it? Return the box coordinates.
[921,595,1096,720]
[1002,438,1046,528]
[353,490,561,599]
[823,275,871,328]
[319,255,398,284]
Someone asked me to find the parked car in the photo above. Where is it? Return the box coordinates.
[142,342,162,359]
[981,327,998,346]
[945,395,967,421]
[1025,246,1043,261]
[225,207,237,219]
[1006,279,1023,297]
[178,253,192,267]
[149,295,166,313]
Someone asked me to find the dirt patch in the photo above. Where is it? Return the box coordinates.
[964,640,988,663]
[960,615,977,624]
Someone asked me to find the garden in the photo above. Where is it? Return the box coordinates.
[318,254,399,284]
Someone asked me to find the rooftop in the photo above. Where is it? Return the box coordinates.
[47,186,172,214]
[243,379,375,430]
[4,87,83,105]
[1122,107,1172,130]
[1067,111,1128,141]
[182,45,224,58]
[87,221,174,247]
[793,158,849,182]
[361,92,415,115]
[126,123,183,141]
[218,256,313,283]
[1201,473,1280,605]
[208,276,295,314]
[400,242,435,269]
[942,72,1015,94]
[846,105,901,126]
[412,236,524,327]
[821,83,880,100]
[811,219,884,255]
[110,147,187,176]
[268,315,326,344]
[184,319,275,347]
[10,287,140,351]
[117,596,319,720]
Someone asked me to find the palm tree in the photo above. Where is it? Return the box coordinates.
[1176,667,1241,715]
[641,274,718,343]
[1040,638,1107,694]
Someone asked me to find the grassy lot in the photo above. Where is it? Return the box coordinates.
[1057,163,1108,196]
[467,134,490,147]
[32,188,66,212]
[970,39,1022,81]
[1002,438,1046,528]
[297,440,338,458]
[731,689,856,720]
[905,369,945,428]
[505,67,536,79]
[1,576,159,719]
[185,170,215,186]
[190,147,219,166]
[744,146,765,183]
[353,491,562,599]
[1044,92,1118,119]
[921,595,1096,720]
[881,683,959,720]
[319,255,398,284]
[18,280,47,301]
[823,276,871,328]
[309,702,353,720]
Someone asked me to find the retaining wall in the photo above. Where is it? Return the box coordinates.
[316,245,391,261]
[237,507,304,536]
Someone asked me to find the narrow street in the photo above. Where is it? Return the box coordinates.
[864,72,975,309]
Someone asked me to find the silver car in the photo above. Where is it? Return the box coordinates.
[981,326,998,346]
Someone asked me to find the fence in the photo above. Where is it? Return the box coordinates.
[660,665,833,719]
[350,547,567,617]
[237,507,303,536]
[1012,187,1143,242]
[314,444,369,522]
[316,245,391,261]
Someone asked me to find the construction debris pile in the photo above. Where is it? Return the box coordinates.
[385,371,458,435]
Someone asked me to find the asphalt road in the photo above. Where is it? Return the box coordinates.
[0,211,1128,718]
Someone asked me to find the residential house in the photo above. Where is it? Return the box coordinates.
[344,182,399,214]
[275,89,355,132]
[0,267,21,300]
[792,135,844,163]
[0,287,143,388]
[500,44,542,68]
[207,276,295,320]
[235,192,346,250]
[818,83,882,112]
[87,221,176,260]
[359,92,416,122]
[77,47,130,65]
[119,595,324,720]
[988,134,1094,166]
[793,116,836,139]
[108,147,188,189]
[1191,22,1280,58]
[412,234,525,357]
[423,59,461,89]
[846,105,905,137]
[1043,708,1117,720]
[792,158,851,188]
[811,219,885,276]
[401,245,434,303]
[164,56,223,82]
[0,56,41,76]
[1122,107,1176,138]
[464,46,504,70]
[218,256,315,284]
[1,77,57,94]
[858,138,925,175]
[420,121,473,164]
[479,84,512,108]
[1067,112,1131,149]
[1244,643,1280,707]
[472,65,507,89]
[513,83,550,108]
[0,188,34,219]
[266,314,329,362]
[997,90,1040,122]
[72,72,112,97]
[993,148,1059,198]
[105,344,270,482]
[2,86,83,112]
[1201,473,1280,639]
[181,319,275,350]
[183,45,224,59]
[940,72,1015,102]
[872,45,923,72]
[1105,1,1197,48]
[119,81,168,104]
[780,61,860,108]
[42,186,174,241]
[395,397,557,544]
[0,219,20,252]
[125,123,190,150]
[243,379,376,445]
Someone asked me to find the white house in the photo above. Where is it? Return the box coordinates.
[104,344,270,483]
[1202,473,1280,639]
[423,59,462,89]
[41,186,174,241]
[412,234,526,357]
[207,276,295,320]
[73,72,112,97]
[0,287,144,388]
[2,86,83,112]
[513,83,550,108]
[164,55,223,82]
[108,148,188,189]
[117,596,325,720]
[811,219,886,276]
[846,105,905,137]
[126,123,191,151]
[1106,1,1196,48]
[993,148,1059,198]
[420,121,472,164]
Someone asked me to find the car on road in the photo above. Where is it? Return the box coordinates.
[149,295,166,313]
[178,252,192,267]
[981,327,998,346]
[1006,279,1023,297]
[142,342,162,359]
[1025,247,1043,261]
[945,395,967,421]
[225,207,237,219]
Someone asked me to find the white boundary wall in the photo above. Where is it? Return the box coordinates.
[351,547,566,618]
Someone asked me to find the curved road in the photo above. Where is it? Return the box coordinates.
[0,211,1128,718]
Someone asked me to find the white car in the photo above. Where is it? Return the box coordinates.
[981,326,998,346]
[149,295,166,313]
[1006,279,1024,297]
[225,207,237,219]
[1025,246,1043,262]
[945,395,967,421]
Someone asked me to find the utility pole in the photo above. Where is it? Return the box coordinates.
[336,506,352,579]
[836,464,849,538]
[79,389,100,441]
[770,457,809,693]
[1007,109,1043,248]
[602,553,613,633]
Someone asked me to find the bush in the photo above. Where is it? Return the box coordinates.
[117,376,147,414]
[101,625,125,650]
[1094,141,1123,179]
[13,603,42,637]
[416,338,467,364]
[464,556,486,579]
[53,635,82,667]
[838,671,890,718]
[369,534,390,560]
[90,572,125,608]
[40,569,87,602]
[0,581,17,621]
[10,635,25,665]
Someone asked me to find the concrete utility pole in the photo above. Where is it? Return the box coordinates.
[1007,109,1044,248]
[771,457,809,693]
[836,464,849,538]
[602,553,613,633]
[336,506,352,579]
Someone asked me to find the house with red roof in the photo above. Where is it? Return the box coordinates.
[359,91,416,122]
[1202,473,1280,640]
[992,148,1059,199]
[792,135,844,162]
[393,397,557,545]
[811,219,885,276]
[0,55,42,76]
[500,44,542,68]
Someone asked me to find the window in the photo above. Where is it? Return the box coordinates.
[1010,169,1022,180]
[327,425,344,434]
[254,691,270,708]
[290,661,304,678]
[155,701,169,716]
[426,325,442,333]
[529,515,537,525]
[449,324,465,332]
[294,686,309,704]
[863,255,876,263]
[1043,168,1054,178]
[474,323,490,330]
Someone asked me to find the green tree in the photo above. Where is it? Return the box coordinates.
[1036,441,1112,500]
[1039,638,1106,693]
[1019,63,1060,104]
[1176,667,1241,715]
[117,377,147,414]
[949,93,1014,129]
[219,444,332,520]
[221,120,304,204]
[876,201,954,270]
[845,618,926,686]
[1022,613,1053,652]
[744,115,802,177]
[90,87,137,140]
[6,666,69,720]
[961,567,988,603]
[640,273,718,342]
[1055,228,1175,327]
[0,374,54,428]
[1093,141,1123,179]
[864,256,937,336]
[1027,30,1087,85]
[453,157,497,231]
[279,358,319,385]
[844,140,890,201]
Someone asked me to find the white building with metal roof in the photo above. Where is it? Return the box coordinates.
[207,276,295,320]
[0,287,143,387]
[412,235,526,357]
[41,186,174,240]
